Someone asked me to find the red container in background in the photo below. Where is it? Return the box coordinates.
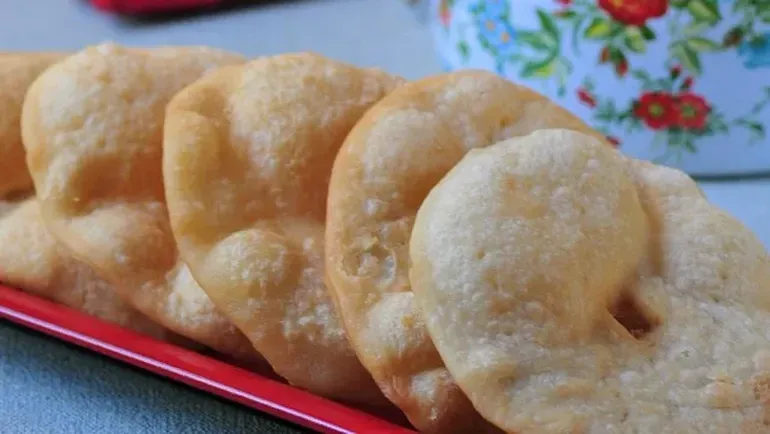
[90,0,223,15]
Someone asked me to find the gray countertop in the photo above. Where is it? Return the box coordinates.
[1,322,305,434]
[1,1,768,433]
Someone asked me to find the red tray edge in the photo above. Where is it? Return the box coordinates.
[0,284,415,434]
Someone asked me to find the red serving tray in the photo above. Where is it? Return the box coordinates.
[0,284,416,434]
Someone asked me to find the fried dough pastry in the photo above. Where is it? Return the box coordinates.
[409,129,770,433]
[163,53,401,406]
[21,43,261,364]
[0,199,173,340]
[0,52,64,216]
[324,71,605,432]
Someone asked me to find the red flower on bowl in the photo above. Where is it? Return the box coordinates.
[598,0,668,26]
[634,92,677,130]
[676,93,711,130]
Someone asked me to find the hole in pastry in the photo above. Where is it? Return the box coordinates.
[610,292,659,340]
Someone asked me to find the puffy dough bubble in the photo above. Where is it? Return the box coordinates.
[21,43,261,365]
[325,70,607,433]
[163,52,402,407]
[0,199,178,342]
[409,129,770,433]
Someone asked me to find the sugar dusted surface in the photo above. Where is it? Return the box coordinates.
[20,43,258,362]
[0,199,169,339]
[0,53,64,200]
[325,70,607,433]
[409,129,770,433]
[162,53,400,406]
[165,265,219,327]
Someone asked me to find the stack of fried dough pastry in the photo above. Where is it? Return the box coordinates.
[3,42,769,433]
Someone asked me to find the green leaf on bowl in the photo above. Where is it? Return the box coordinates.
[571,17,586,53]
[520,57,557,79]
[671,42,702,74]
[684,21,713,36]
[639,25,656,41]
[607,46,626,64]
[671,0,689,9]
[517,30,555,51]
[686,37,721,52]
[536,10,560,40]
[584,17,612,39]
[687,0,720,25]
[457,41,470,61]
[683,139,698,153]
[708,112,729,134]
[737,119,765,136]
[624,27,647,52]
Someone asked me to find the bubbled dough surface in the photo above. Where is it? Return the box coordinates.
[0,199,171,340]
[409,129,770,433]
[0,52,65,216]
[163,53,400,405]
[324,70,606,433]
[21,43,260,363]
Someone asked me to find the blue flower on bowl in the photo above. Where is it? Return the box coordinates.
[469,0,517,72]
[738,33,770,69]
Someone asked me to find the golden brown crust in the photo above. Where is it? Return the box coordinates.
[163,52,402,406]
[409,129,770,433]
[325,70,606,432]
[0,199,173,340]
[0,52,65,216]
[21,43,261,364]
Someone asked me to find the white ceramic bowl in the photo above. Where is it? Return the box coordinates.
[429,0,770,177]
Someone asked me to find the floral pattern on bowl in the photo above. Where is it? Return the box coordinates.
[430,0,770,176]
